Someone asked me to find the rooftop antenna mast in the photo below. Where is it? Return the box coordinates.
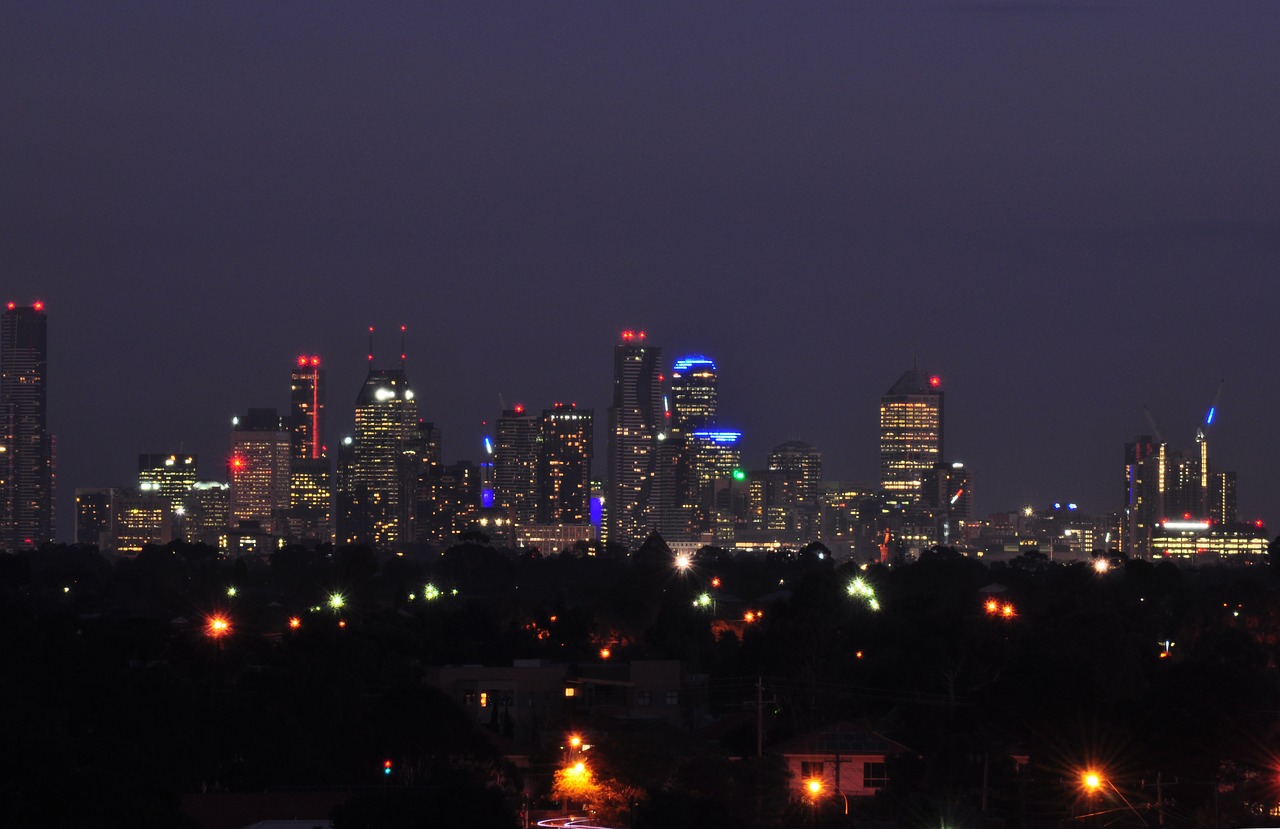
[367,326,375,365]
[1143,406,1164,445]
[400,325,407,370]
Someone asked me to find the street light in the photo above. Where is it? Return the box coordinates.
[806,777,848,815]
[207,614,231,639]
[1079,769,1147,825]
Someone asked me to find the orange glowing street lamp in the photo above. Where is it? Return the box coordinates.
[1082,770,1102,793]
[207,614,231,639]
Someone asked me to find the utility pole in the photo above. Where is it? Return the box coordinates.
[756,676,763,757]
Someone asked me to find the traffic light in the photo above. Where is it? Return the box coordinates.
[383,759,393,776]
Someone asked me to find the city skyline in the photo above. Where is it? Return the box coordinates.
[4,3,1278,541]
[5,304,1272,545]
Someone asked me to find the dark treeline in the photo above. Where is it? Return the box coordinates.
[4,537,1280,829]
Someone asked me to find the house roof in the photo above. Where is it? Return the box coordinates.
[773,722,911,757]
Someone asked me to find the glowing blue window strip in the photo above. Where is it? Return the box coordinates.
[691,430,741,444]
[673,355,717,372]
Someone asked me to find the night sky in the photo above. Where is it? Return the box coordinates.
[4,2,1279,541]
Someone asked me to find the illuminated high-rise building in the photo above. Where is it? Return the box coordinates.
[495,405,540,529]
[879,367,943,507]
[764,440,823,540]
[768,441,822,506]
[183,481,229,548]
[686,430,742,537]
[1124,409,1233,558]
[75,487,120,548]
[338,364,422,547]
[923,461,972,545]
[112,490,173,553]
[138,453,197,512]
[538,403,593,524]
[287,355,332,543]
[607,330,662,550]
[74,486,172,554]
[655,355,716,542]
[669,356,717,430]
[229,408,292,533]
[289,355,326,461]
[1,301,55,549]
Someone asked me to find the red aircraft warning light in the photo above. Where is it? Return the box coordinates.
[929,375,941,387]
[514,404,525,414]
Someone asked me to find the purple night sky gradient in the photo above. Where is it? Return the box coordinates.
[3,2,1278,541]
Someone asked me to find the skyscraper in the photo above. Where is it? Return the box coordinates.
[879,367,943,507]
[766,440,823,540]
[287,355,332,542]
[338,365,422,546]
[1,301,55,550]
[655,355,718,542]
[686,430,742,538]
[606,330,662,550]
[495,404,540,529]
[538,403,593,524]
[229,408,292,533]
[1124,409,1235,558]
[669,356,717,430]
[138,453,197,512]
[289,355,326,460]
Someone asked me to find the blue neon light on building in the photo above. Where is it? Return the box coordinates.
[673,355,717,372]
[690,430,742,444]
[482,488,495,508]
[590,496,603,527]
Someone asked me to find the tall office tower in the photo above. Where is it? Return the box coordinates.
[669,356,718,429]
[229,408,292,533]
[183,481,229,548]
[495,405,540,528]
[765,440,824,540]
[767,440,823,506]
[879,367,943,507]
[654,355,719,540]
[113,490,173,553]
[289,355,326,460]
[340,365,422,546]
[686,430,742,536]
[138,453,197,511]
[1,302,55,550]
[1124,414,1233,558]
[287,356,332,543]
[75,487,120,548]
[607,330,662,550]
[1210,470,1237,524]
[923,461,972,545]
[414,460,479,544]
[537,403,593,524]
[1123,435,1157,557]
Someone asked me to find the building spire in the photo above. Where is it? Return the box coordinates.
[367,326,375,364]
